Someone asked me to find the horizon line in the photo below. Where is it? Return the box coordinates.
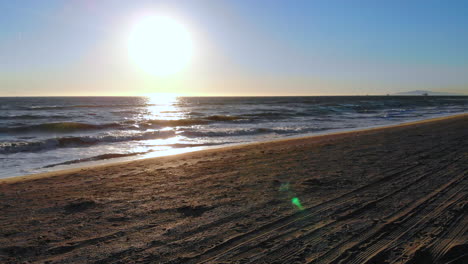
[1,94,467,98]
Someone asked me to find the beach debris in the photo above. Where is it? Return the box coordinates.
[176,205,213,217]
[64,199,96,213]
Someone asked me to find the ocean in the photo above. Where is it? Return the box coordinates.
[0,96,466,178]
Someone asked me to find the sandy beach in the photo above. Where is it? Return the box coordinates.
[0,114,466,264]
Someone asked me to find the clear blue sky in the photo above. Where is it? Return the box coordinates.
[1,0,467,96]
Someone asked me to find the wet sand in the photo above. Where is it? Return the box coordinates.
[1,114,467,264]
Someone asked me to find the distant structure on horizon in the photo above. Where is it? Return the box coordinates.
[393,90,466,96]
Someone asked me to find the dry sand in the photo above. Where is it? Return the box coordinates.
[1,114,467,264]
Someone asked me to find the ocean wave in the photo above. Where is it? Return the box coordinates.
[205,115,244,121]
[111,110,142,115]
[142,115,245,128]
[244,112,297,119]
[0,114,69,120]
[0,130,176,154]
[187,111,204,116]
[42,142,227,168]
[21,104,157,110]
[1,115,248,134]
[154,142,225,148]
[180,127,323,138]
[0,139,60,154]
[0,122,122,134]
[42,152,150,168]
[144,119,210,127]
[180,128,268,138]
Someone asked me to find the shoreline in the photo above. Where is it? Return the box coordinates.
[1,113,466,263]
[2,112,466,184]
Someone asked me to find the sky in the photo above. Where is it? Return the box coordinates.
[1,0,467,96]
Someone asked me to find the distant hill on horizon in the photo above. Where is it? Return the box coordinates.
[393,90,466,96]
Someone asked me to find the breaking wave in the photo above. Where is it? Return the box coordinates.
[1,115,247,134]
[1,122,120,134]
[0,130,176,154]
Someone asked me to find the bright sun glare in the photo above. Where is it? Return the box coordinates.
[128,15,193,76]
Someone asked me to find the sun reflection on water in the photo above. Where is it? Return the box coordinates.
[144,93,183,120]
[128,93,208,157]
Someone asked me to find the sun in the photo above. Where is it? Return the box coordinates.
[128,15,193,76]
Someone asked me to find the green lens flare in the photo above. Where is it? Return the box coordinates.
[291,197,304,210]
